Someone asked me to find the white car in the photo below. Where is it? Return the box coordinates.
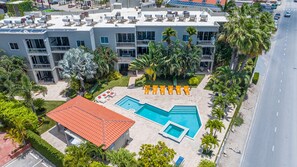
[284,11,291,17]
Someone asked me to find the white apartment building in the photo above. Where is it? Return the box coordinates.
[0,7,227,84]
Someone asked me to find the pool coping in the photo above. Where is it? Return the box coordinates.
[114,95,203,140]
[159,121,189,143]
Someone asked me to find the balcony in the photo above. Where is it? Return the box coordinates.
[33,64,51,69]
[28,48,47,54]
[201,55,213,61]
[116,42,135,47]
[51,46,70,52]
[197,40,215,46]
[117,57,135,63]
[137,40,154,46]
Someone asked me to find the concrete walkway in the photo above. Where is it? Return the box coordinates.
[34,81,68,101]
[128,74,144,89]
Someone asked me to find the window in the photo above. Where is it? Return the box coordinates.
[77,40,85,47]
[197,32,204,41]
[117,49,136,57]
[183,35,189,42]
[100,37,109,44]
[202,47,213,55]
[137,47,149,55]
[9,43,19,50]
[26,39,45,48]
[137,31,155,40]
[116,33,135,42]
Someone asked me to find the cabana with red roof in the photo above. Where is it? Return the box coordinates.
[47,96,135,150]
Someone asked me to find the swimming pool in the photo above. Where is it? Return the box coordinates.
[116,96,202,138]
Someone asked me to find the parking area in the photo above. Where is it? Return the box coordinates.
[4,149,54,167]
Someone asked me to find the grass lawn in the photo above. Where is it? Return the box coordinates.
[37,101,65,134]
[93,76,130,97]
[146,75,205,87]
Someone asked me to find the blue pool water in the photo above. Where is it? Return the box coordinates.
[116,96,202,138]
[164,124,184,138]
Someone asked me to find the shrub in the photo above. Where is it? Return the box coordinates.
[135,75,146,87]
[66,89,77,99]
[84,92,93,100]
[252,72,259,85]
[33,98,45,112]
[70,78,80,92]
[188,77,199,86]
[234,113,244,126]
[26,130,64,167]
[198,159,216,167]
[107,71,122,81]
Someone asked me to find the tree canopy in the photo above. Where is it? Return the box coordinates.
[138,141,176,167]
[106,148,138,167]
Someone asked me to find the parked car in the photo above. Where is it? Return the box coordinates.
[295,0,297,2]
[49,0,59,4]
[274,13,281,20]
[284,11,291,17]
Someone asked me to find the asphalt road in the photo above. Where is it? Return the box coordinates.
[240,1,297,167]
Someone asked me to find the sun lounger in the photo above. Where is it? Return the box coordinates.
[176,85,181,95]
[160,85,166,95]
[152,85,158,95]
[95,95,107,103]
[168,85,174,95]
[144,85,150,94]
[183,86,190,95]
[175,156,184,166]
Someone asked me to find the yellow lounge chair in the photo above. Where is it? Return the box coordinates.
[176,85,181,95]
[168,85,174,95]
[183,86,190,95]
[144,85,150,94]
[152,85,158,95]
[160,85,166,95]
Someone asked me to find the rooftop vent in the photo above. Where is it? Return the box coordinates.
[200,11,208,22]
[62,17,71,26]
[128,16,137,23]
[26,19,37,28]
[105,16,115,23]
[178,14,185,21]
[183,11,190,18]
[85,18,94,26]
[117,16,126,23]
[4,20,14,28]
[144,14,153,21]
[189,14,197,22]
[155,14,164,21]
[73,18,82,26]
[166,14,175,22]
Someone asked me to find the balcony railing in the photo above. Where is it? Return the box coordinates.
[197,40,215,46]
[137,40,154,45]
[116,42,135,47]
[33,64,51,69]
[51,46,70,51]
[28,48,47,53]
[117,57,135,63]
[201,55,213,60]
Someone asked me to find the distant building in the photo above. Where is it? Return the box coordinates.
[0,7,227,84]
[47,96,135,150]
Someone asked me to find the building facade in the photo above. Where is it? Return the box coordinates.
[0,8,227,84]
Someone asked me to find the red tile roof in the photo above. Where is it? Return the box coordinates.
[47,96,135,149]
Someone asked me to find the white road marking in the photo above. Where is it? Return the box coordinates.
[278,100,280,103]
[272,145,275,152]
[30,152,38,159]
[279,89,282,92]
[275,127,277,133]
[280,79,283,83]
[32,160,43,167]
[276,112,279,117]
[284,53,286,56]
[282,72,284,75]
[284,48,286,51]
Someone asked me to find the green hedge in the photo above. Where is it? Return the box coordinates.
[252,72,259,85]
[27,130,64,167]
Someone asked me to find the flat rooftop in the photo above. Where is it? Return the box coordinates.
[0,8,227,32]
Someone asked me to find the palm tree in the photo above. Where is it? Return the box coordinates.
[217,0,236,13]
[186,26,197,47]
[201,133,219,154]
[211,107,225,120]
[162,27,177,45]
[205,119,225,136]
[63,144,92,167]
[93,46,118,78]
[16,75,47,113]
[59,48,98,92]
[129,42,164,80]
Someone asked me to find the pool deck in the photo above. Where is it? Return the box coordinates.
[102,76,234,166]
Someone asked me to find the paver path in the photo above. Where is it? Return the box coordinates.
[0,133,19,166]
